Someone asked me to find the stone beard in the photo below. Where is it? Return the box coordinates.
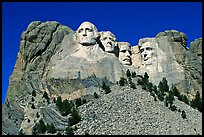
[139,41,157,65]
[99,31,117,53]
[118,42,132,65]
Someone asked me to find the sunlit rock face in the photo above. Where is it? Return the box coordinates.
[47,21,126,83]
[99,31,117,54]
[118,42,132,66]
[2,21,202,135]
[189,38,202,60]
[132,30,202,99]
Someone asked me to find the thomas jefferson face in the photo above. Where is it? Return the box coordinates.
[100,31,117,52]
[118,42,132,65]
[76,22,99,46]
[139,42,156,63]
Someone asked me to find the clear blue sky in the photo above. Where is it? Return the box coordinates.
[2,2,202,104]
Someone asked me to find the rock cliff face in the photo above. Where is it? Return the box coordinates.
[2,21,202,135]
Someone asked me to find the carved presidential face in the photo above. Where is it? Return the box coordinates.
[118,42,132,65]
[76,22,99,46]
[100,31,117,52]
[139,42,156,64]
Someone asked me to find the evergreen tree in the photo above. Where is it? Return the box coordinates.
[119,77,127,86]
[43,91,49,100]
[32,90,36,97]
[53,98,56,103]
[181,110,187,119]
[130,82,136,89]
[147,82,153,92]
[169,104,177,111]
[75,98,82,107]
[69,108,81,126]
[36,112,40,118]
[191,91,202,112]
[94,92,99,99]
[31,103,35,109]
[137,78,143,86]
[171,85,180,97]
[143,72,149,85]
[56,96,62,109]
[132,71,136,78]
[35,119,46,134]
[61,99,71,116]
[153,85,158,95]
[65,126,74,135]
[126,69,131,77]
[47,123,56,134]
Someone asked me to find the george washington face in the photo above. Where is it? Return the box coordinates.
[76,22,99,46]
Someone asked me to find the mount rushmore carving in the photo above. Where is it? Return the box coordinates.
[2,20,202,135]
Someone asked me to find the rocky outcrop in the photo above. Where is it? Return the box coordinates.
[132,30,202,100]
[189,38,202,60]
[75,85,202,135]
[2,21,202,135]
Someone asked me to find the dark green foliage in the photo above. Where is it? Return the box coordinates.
[94,92,99,99]
[82,98,87,104]
[43,91,49,100]
[169,104,177,111]
[158,77,169,96]
[75,98,82,107]
[32,90,36,97]
[178,94,189,105]
[153,85,158,94]
[36,112,40,118]
[181,110,187,119]
[85,131,90,135]
[171,86,180,97]
[31,97,35,102]
[102,82,111,94]
[137,78,143,85]
[147,82,153,92]
[47,123,56,134]
[166,90,175,105]
[69,107,81,126]
[128,77,132,84]
[130,82,136,89]
[143,72,149,85]
[65,126,74,135]
[132,71,136,78]
[126,69,131,77]
[61,99,72,116]
[53,98,56,103]
[43,91,50,104]
[34,119,46,134]
[56,96,62,108]
[191,91,202,112]
[157,92,164,102]
[31,103,35,109]
[119,77,127,86]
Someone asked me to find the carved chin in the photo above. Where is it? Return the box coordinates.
[122,59,131,65]
[105,47,114,52]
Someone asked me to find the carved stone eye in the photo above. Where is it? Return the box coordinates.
[146,47,152,51]
[78,29,83,33]
[140,49,144,53]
